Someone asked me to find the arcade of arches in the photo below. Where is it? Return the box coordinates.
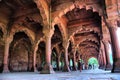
[0,0,120,74]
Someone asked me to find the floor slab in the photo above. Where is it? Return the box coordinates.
[0,69,120,80]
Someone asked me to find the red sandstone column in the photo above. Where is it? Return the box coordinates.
[98,54,101,65]
[28,52,33,71]
[103,18,120,72]
[41,29,54,74]
[72,47,77,71]
[77,53,81,70]
[99,49,106,69]
[33,44,38,72]
[101,42,107,69]
[98,51,103,69]
[63,41,70,72]
[100,50,104,68]
[108,27,120,72]
[103,41,112,70]
[101,49,106,69]
[3,37,12,73]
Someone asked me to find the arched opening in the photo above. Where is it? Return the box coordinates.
[60,52,65,71]
[0,29,4,72]
[9,32,32,72]
[68,41,73,70]
[51,48,57,71]
[51,24,63,71]
[64,5,102,72]
[88,57,99,69]
[0,29,3,39]
[36,41,45,71]
[52,25,63,45]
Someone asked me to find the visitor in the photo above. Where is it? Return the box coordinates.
[78,60,82,72]
[88,64,92,69]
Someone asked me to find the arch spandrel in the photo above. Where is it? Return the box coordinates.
[10,24,35,45]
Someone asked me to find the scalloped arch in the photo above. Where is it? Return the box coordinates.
[10,25,35,45]
[78,38,99,46]
[0,23,6,36]
[52,22,66,41]
[57,3,102,18]
[34,0,48,25]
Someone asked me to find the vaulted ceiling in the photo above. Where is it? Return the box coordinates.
[51,0,104,59]
[0,0,106,60]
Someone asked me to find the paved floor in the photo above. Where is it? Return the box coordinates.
[0,69,120,80]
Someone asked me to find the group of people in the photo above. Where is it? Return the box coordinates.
[78,60,97,72]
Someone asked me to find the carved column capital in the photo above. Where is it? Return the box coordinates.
[5,36,13,44]
[104,18,119,29]
[32,42,38,52]
[102,39,109,44]
[43,28,54,39]
[72,45,77,52]
[62,40,69,49]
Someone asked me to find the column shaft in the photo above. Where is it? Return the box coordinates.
[103,41,112,70]
[73,51,77,71]
[3,37,12,73]
[109,27,120,72]
[63,47,70,72]
[41,36,54,74]
[3,42,10,73]
[33,46,37,72]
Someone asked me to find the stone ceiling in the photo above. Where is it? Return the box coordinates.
[0,0,106,60]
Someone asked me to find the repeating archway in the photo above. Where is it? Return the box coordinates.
[0,29,4,72]
[34,0,49,25]
[10,25,35,45]
[51,48,58,71]
[9,32,32,72]
[36,41,46,71]
[88,57,99,69]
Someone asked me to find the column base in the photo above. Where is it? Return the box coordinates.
[105,64,112,70]
[72,67,77,71]
[34,69,38,72]
[2,69,10,73]
[30,66,38,72]
[112,68,120,73]
[99,65,104,69]
[40,63,55,74]
[2,64,10,73]
[62,65,71,72]
[111,58,120,73]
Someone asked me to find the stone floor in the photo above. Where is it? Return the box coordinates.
[0,69,120,80]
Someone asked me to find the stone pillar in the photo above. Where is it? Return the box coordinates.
[99,49,106,69]
[84,58,88,70]
[28,52,33,71]
[32,43,38,72]
[3,37,12,73]
[98,55,101,66]
[103,41,112,70]
[98,52,103,69]
[62,41,70,72]
[72,47,77,71]
[41,28,54,74]
[77,53,81,70]
[101,41,107,69]
[103,18,120,72]
[101,49,106,69]
[108,27,120,72]
[56,55,60,71]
